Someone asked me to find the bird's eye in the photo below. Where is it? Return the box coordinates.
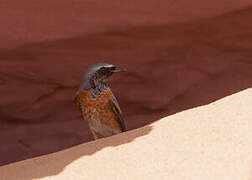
[100,67,106,71]
[99,67,107,74]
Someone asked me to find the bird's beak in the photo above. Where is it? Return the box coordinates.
[111,67,127,73]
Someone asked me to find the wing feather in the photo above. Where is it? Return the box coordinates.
[109,94,126,132]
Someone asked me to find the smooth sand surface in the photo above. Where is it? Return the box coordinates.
[2,1,252,165]
[1,88,252,180]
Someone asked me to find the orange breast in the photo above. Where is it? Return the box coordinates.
[76,90,122,136]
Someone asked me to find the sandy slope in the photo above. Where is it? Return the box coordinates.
[1,0,252,166]
[1,88,252,180]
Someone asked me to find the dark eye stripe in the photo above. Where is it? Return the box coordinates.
[99,67,108,76]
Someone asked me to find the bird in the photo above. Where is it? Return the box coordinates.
[75,63,126,140]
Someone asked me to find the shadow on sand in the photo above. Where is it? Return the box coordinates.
[1,6,252,179]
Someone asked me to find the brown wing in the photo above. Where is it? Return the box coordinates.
[110,94,126,132]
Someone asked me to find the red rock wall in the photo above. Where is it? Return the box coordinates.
[1,0,252,165]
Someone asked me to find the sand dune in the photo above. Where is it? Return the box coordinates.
[1,0,252,167]
[1,88,252,179]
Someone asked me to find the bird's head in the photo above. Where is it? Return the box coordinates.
[80,62,126,91]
